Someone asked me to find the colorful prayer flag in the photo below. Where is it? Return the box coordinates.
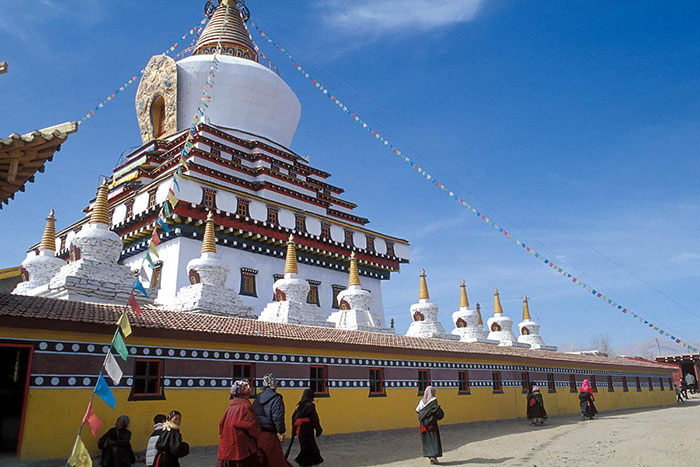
[112,332,128,361]
[157,218,171,233]
[82,402,104,438]
[104,352,123,385]
[117,312,131,337]
[94,375,116,409]
[148,242,159,258]
[68,436,92,466]
[127,294,142,316]
[144,252,156,269]
[167,190,178,209]
[163,202,171,219]
[134,278,148,298]
[151,228,161,246]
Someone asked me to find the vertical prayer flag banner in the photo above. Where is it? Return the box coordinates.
[112,332,129,361]
[117,312,132,337]
[82,402,104,439]
[249,20,700,354]
[68,436,92,467]
[105,352,123,385]
[128,294,142,316]
[94,375,116,410]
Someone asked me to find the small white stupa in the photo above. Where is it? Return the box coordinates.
[451,281,498,344]
[486,289,529,347]
[12,210,66,295]
[405,269,458,340]
[32,181,154,305]
[163,212,254,317]
[331,253,392,333]
[517,296,557,351]
[258,235,331,326]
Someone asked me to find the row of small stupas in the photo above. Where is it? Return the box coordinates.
[13,187,555,349]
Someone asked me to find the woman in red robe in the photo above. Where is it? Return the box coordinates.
[217,379,264,467]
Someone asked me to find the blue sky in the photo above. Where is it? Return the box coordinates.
[1,0,699,351]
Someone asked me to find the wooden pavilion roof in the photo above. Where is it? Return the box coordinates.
[0,121,78,209]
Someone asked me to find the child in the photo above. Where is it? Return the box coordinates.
[154,410,189,467]
[146,414,167,467]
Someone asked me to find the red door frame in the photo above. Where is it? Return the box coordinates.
[0,343,34,458]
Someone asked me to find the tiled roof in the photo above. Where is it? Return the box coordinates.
[0,293,670,371]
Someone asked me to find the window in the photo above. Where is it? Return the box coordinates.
[233,363,255,396]
[148,188,157,209]
[132,359,163,398]
[211,146,221,158]
[151,96,166,137]
[60,235,67,251]
[320,222,331,240]
[659,378,664,391]
[69,244,81,262]
[151,262,163,288]
[272,274,284,300]
[125,200,134,219]
[490,322,502,332]
[239,268,258,297]
[366,236,375,253]
[271,161,281,173]
[607,375,614,392]
[521,372,530,393]
[266,206,279,225]
[188,268,201,285]
[369,368,385,396]
[547,373,556,393]
[331,284,344,309]
[491,371,503,393]
[236,198,249,217]
[307,281,321,306]
[648,377,653,391]
[622,376,629,392]
[310,366,327,395]
[295,214,306,233]
[344,229,354,246]
[386,241,395,257]
[458,370,470,394]
[569,374,577,393]
[202,188,216,209]
[418,370,431,394]
[668,378,674,391]
[635,376,642,392]
[590,375,598,392]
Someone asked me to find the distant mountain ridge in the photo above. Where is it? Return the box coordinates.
[614,338,700,358]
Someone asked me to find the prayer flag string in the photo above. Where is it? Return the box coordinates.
[247,21,698,354]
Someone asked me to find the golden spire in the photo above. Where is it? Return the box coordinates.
[493,288,503,315]
[418,268,429,300]
[523,295,531,320]
[476,303,483,325]
[348,252,361,287]
[459,280,469,308]
[89,180,110,225]
[194,0,257,60]
[284,234,298,274]
[201,211,217,254]
[39,209,57,251]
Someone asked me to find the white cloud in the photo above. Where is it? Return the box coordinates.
[670,251,700,264]
[322,0,482,37]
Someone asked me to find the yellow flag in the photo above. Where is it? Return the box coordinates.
[117,312,132,338]
[68,436,92,467]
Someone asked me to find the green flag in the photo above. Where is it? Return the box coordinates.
[112,332,128,361]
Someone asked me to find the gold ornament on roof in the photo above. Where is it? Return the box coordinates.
[522,295,531,320]
[39,209,57,251]
[493,288,503,315]
[418,268,429,300]
[284,234,298,274]
[89,180,110,225]
[201,211,217,254]
[459,280,469,308]
[348,252,361,287]
[476,303,483,325]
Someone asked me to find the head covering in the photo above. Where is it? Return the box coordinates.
[117,415,129,428]
[422,385,436,404]
[531,384,540,392]
[153,414,167,424]
[231,379,250,396]
[262,373,278,389]
[581,379,591,393]
[299,388,315,405]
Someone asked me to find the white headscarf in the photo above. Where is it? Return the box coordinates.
[416,385,436,412]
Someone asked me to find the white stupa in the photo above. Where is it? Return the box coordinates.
[517,296,557,351]
[12,210,66,295]
[258,235,331,326]
[405,269,458,340]
[162,212,254,317]
[451,281,498,344]
[331,253,392,333]
[486,289,529,347]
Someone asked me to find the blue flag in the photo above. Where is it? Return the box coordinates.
[95,374,116,409]
[157,218,171,233]
[134,279,148,298]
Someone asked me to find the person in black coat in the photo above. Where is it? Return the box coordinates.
[416,386,444,465]
[288,389,323,467]
[526,383,547,426]
[154,411,190,467]
[253,374,291,466]
[98,415,135,466]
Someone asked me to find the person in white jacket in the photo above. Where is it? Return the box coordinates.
[145,414,167,467]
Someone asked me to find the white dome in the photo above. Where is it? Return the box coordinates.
[176,55,301,148]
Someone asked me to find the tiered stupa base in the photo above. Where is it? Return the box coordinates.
[161,284,255,317]
[407,321,459,340]
[259,301,332,327]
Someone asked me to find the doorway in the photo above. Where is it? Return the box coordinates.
[0,345,32,456]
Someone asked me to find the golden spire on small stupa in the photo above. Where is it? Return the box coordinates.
[493,288,503,315]
[476,303,483,325]
[39,209,57,251]
[459,280,469,308]
[201,212,217,254]
[348,252,361,287]
[418,268,429,300]
[89,180,110,225]
[284,235,298,274]
[522,295,531,320]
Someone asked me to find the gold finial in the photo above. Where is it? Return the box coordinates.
[418,268,429,300]
[523,295,531,320]
[201,211,217,254]
[459,280,469,308]
[284,234,298,274]
[348,252,361,287]
[476,303,483,325]
[39,209,57,251]
[494,288,503,315]
[89,180,110,225]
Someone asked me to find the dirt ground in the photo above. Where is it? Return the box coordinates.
[4,396,696,466]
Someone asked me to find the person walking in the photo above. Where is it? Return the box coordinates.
[675,384,685,403]
[526,383,548,426]
[98,415,136,466]
[579,379,598,420]
[680,379,689,399]
[288,388,324,467]
[253,374,292,466]
[217,379,264,467]
[145,414,167,467]
[685,373,696,394]
[153,411,190,467]
[416,385,444,465]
